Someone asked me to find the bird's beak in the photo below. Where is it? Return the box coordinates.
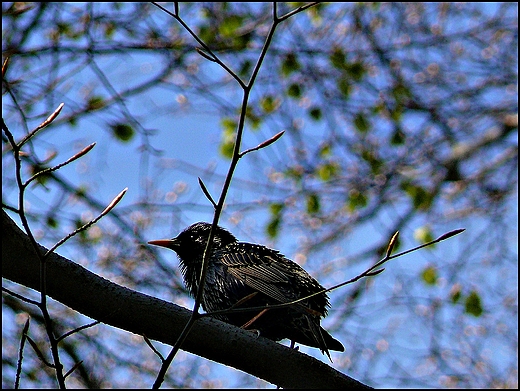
[148,239,179,250]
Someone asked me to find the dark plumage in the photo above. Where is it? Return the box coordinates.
[149,222,344,359]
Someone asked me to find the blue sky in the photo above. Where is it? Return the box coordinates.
[2,2,517,388]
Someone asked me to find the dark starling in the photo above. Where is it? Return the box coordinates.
[148,222,344,359]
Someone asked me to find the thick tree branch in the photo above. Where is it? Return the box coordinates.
[2,210,370,389]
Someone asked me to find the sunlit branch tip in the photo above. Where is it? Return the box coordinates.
[2,56,9,78]
[436,228,465,242]
[100,187,128,216]
[20,103,65,147]
[239,130,285,157]
[45,188,128,256]
[385,231,399,258]
[26,143,96,186]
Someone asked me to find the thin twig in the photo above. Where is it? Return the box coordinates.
[276,2,320,22]
[19,103,65,147]
[143,335,165,362]
[239,131,285,157]
[25,143,96,186]
[151,2,246,88]
[56,321,101,343]
[2,56,9,78]
[2,287,40,306]
[64,361,83,379]
[200,228,466,318]
[26,334,55,368]
[3,116,68,389]
[151,3,311,388]
[15,317,30,389]
[45,188,128,257]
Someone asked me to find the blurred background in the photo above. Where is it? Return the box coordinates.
[2,2,517,388]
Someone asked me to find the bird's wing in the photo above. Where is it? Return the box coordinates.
[217,244,307,305]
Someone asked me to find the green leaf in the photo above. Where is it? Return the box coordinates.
[30,163,51,185]
[267,202,284,238]
[281,53,300,77]
[260,95,279,113]
[238,60,252,77]
[465,291,483,317]
[421,265,437,285]
[46,216,59,228]
[221,117,237,133]
[402,182,433,211]
[392,83,412,103]
[308,107,322,121]
[346,61,366,82]
[329,47,346,69]
[67,116,78,127]
[390,127,406,145]
[306,193,320,214]
[197,24,214,45]
[219,134,235,159]
[244,106,261,130]
[220,15,243,37]
[219,118,237,159]
[287,83,302,98]
[337,78,351,97]
[361,150,383,174]
[269,202,284,215]
[87,96,105,111]
[450,284,462,303]
[347,190,368,212]
[317,162,338,181]
[267,216,281,239]
[57,22,71,36]
[110,123,135,142]
[104,21,116,39]
[220,141,234,159]
[319,144,331,158]
[354,112,370,133]
[74,218,89,242]
[414,226,434,245]
[285,166,303,183]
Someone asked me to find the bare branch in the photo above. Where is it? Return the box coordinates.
[19,103,65,147]
[202,228,465,318]
[26,334,55,368]
[45,188,128,256]
[25,143,96,186]
[277,2,320,22]
[143,335,165,362]
[386,228,466,261]
[56,320,101,343]
[64,360,83,379]
[2,287,40,306]
[15,317,31,389]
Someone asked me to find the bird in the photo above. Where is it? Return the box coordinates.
[148,222,344,360]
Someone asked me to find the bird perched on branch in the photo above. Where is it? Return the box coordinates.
[149,222,344,360]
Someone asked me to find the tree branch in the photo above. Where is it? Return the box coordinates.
[2,210,370,389]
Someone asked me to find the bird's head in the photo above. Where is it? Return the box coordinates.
[148,222,237,263]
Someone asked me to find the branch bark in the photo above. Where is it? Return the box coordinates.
[2,210,371,389]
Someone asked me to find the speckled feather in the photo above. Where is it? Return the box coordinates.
[153,222,344,359]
